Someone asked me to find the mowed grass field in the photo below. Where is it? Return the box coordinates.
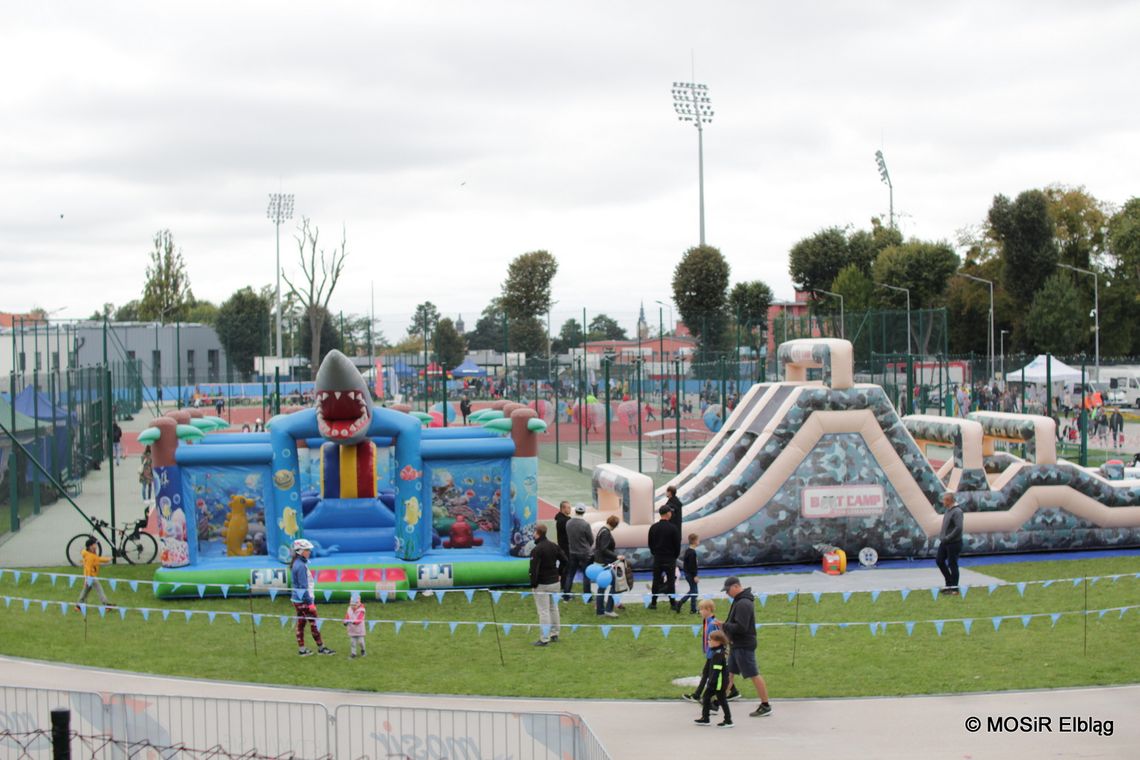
[0,555,1137,699]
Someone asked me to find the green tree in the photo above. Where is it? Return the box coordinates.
[553,318,584,353]
[588,314,627,341]
[788,227,850,293]
[847,219,902,274]
[728,281,774,327]
[872,240,959,354]
[830,265,875,312]
[1025,273,1084,354]
[407,302,441,339]
[114,300,141,321]
[89,303,114,321]
[465,299,507,351]
[298,305,343,369]
[1044,184,1110,270]
[433,317,467,370]
[282,218,348,374]
[139,230,194,322]
[215,287,271,377]
[501,251,558,320]
[989,191,1058,306]
[672,245,730,357]
[507,317,547,356]
[185,298,218,325]
[1106,199,1140,354]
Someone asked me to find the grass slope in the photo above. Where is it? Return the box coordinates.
[0,556,1137,699]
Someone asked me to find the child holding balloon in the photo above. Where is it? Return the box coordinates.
[591,515,622,617]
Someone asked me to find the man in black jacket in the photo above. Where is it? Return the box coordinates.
[664,485,683,556]
[936,492,964,595]
[529,523,566,646]
[554,500,572,589]
[647,505,681,611]
[722,576,772,717]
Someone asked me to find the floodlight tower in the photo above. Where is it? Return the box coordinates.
[874,150,894,229]
[672,81,714,246]
[267,193,295,360]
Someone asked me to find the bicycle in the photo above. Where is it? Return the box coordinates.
[66,515,158,567]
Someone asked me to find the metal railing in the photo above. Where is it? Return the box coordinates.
[0,683,610,760]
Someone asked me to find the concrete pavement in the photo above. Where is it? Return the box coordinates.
[2,655,1137,759]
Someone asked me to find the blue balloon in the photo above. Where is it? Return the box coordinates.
[585,563,604,582]
[596,570,613,589]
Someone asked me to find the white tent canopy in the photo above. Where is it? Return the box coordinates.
[1008,355,1083,384]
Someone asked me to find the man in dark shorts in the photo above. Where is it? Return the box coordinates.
[721,576,772,717]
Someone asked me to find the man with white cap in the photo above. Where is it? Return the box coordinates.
[562,503,596,600]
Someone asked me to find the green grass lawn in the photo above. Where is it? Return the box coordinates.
[1,555,1137,699]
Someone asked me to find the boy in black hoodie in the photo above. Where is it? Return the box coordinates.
[694,630,732,727]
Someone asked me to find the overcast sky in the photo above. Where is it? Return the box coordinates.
[2,1,1137,339]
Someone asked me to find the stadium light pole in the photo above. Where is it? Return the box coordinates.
[813,289,844,339]
[956,272,994,382]
[1058,263,1099,381]
[267,193,295,361]
[672,81,714,246]
[874,150,894,229]
[877,283,911,355]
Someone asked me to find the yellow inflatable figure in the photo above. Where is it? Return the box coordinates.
[279,506,300,538]
[223,495,256,556]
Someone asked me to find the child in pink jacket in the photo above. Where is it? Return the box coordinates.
[343,592,367,658]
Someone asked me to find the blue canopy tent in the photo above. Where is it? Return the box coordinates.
[451,358,487,378]
[12,387,72,481]
[391,359,416,378]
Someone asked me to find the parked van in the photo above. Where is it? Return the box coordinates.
[1103,368,1140,408]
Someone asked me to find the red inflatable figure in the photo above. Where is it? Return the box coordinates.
[443,514,483,549]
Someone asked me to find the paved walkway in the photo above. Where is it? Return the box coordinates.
[1,656,1136,759]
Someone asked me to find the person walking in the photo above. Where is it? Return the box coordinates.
[936,492,964,595]
[529,523,566,646]
[139,446,154,504]
[290,539,335,656]
[693,630,733,728]
[112,422,124,463]
[593,514,622,617]
[679,533,700,613]
[648,505,681,610]
[722,576,772,717]
[551,501,570,592]
[683,598,722,704]
[75,537,114,610]
[664,485,684,557]
[563,504,595,600]
[343,591,367,658]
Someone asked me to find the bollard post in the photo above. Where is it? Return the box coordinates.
[51,707,70,759]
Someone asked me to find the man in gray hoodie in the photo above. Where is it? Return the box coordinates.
[936,492,964,595]
[563,504,596,600]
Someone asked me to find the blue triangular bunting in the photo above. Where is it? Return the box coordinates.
[207,611,217,623]
[570,624,580,633]
[600,625,612,638]
[196,584,206,598]
[421,620,430,630]
[933,620,945,636]
[464,589,475,603]
[811,592,822,604]
[959,586,969,599]
[786,591,796,602]
[184,610,194,622]
[987,583,998,595]
[68,576,78,588]
[323,590,333,602]
[870,590,880,603]
[905,621,915,636]
[379,591,389,603]
[1020,614,1031,628]
[279,615,289,627]
[449,622,459,635]
[1042,580,1054,589]
[12,571,21,583]
[1016,583,1026,597]
[435,591,446,604]
[661,625,672,638]
[1072,578,1082,588]
[253,614,263,626]
[691,625,700,637]
[394,621,404,634]
[1050,613,1061,627]
[642,594,653,608]
[107,579,118,591]
[268,588,279,602]
[315,619,325,631]
[230,612,241,624]
[631,625,642,640]
[476,622,487,635]
[962,619,973,635]
[58,602,68,615]
[501,623,512,636]
[220,585,230,598]
[162,609,171,621]
[21,599,30,611]
[930,587,940,601]
[809,624,819,637]
[842,591,853,603]
[367,620,378,632]
[992,616,1002,631]
[491,591,503,604]
[899,587,910,601]
[868,622,877,636]
[30,573,38,584]
[757,593,767,607]
[519,591,530,600]
[129,580,139,592]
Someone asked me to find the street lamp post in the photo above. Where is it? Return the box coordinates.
[1000,329,1009,390]
[814,289,844,339]
[956,273,994,382]
[874,150,894,229]
[1058,263,1099,381]
[267,193,295,362]
[672,82,714,246]
[877,283,911,355]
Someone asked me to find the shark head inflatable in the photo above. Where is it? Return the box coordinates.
[313,349,373,445]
